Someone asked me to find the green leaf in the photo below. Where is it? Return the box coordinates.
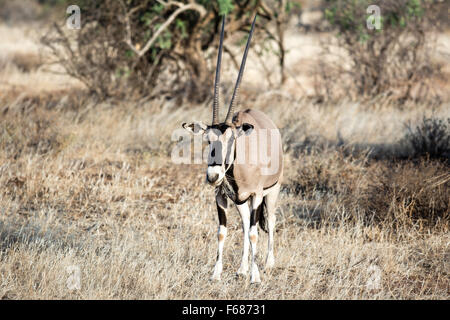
[176,19,187,39]
[125,50,135,58]
[218,0,234,16]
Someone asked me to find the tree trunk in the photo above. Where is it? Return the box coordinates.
[184,37,211,103]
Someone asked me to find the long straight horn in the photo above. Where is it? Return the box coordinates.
[212,15,225,125]
[225,14,257,125]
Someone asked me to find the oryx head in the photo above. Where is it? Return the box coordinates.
[182,15,257,186]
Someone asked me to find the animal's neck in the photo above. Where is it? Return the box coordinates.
[220,164,247,205]
[219,176,236,203]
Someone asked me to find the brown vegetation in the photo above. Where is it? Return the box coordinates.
[314,0,446,103]
[0,1,449,299]
[1,88,448,299]
[40,0,292,101]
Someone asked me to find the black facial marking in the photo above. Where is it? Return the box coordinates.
[208,141,222,166]
[207,124,236,167]
[209,123,231,133]
[242,123,253,132]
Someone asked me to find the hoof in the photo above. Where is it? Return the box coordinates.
[265,254,275,270]
[236,265,248,277]
[211,274,221,281]
[211,262,222,281]
[250,276,261,284]
[250,266,261,283]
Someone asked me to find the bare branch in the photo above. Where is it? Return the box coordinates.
[123,0,207,58]
[223,45,240,71]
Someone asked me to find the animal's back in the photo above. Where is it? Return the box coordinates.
[234,109,278,131]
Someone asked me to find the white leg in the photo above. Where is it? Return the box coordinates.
[211,192,228,281]
[249,195,263,283]
[249,225,261,283]
[265,213,275,269]
[264,183,280,270]
[236,202,250,276]
[211,225,227,281]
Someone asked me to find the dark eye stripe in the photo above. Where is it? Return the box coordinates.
[208,141,223,166]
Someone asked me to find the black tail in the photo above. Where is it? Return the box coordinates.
[258,197,268,233]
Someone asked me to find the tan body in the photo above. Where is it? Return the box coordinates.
[231,109,283,203]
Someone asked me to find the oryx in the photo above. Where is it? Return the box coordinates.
[182,15,283,283]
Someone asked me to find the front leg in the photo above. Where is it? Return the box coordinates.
[249,195,263,283]
[236,202,250,276]
[211,191,228,281]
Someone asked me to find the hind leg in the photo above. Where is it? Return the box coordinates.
[264,182,281,269]
[249,195,263,283]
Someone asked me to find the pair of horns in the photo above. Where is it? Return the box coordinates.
[212,14,257,126]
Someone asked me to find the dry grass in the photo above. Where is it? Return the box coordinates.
[0,19,449,300]
[1,92,448,299]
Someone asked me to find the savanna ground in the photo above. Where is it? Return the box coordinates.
[0,3,449,299]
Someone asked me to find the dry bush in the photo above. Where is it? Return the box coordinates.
[284,149,367,200]
[0,108,64,159]
[314,0,443,103]
[361,160,449,230]
[404,117,450,162]
[40,0,294,101]
[284,148,449,231]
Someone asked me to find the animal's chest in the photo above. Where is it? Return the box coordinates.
[218,177,238,203]
[218,175,251,205]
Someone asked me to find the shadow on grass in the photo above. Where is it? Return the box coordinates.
[280,128,449,229]
[0,217,84,253]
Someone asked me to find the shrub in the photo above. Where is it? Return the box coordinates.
[315,0,442,102]
[41,0,296,101]
[405,117,450,162]
[362,160,449,230]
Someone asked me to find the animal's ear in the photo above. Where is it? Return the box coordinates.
[237,123,254,137]
[182,121,207,135]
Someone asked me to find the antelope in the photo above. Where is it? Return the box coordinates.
[182,15,283,283]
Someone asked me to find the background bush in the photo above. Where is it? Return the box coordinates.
[315,0,442,102]
[41,0,297,101]
[405,117,450,162]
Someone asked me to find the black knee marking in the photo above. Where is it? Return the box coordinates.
[259,197,268,233]
[250,202,263,227]
[251,198,268,232]
[217,203,227,227]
